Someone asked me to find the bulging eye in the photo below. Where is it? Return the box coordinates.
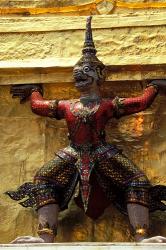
[83,66,90,72]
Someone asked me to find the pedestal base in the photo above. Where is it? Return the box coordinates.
[0,243,166,250]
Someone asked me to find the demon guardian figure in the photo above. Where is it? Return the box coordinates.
[6,16,166,243]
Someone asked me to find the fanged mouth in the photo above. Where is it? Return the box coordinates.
[75,80,90,88]
[73,71,92,88]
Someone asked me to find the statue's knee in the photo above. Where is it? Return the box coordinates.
[128,173,150,188]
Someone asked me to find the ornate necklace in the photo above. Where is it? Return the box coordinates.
[70,98,101,123]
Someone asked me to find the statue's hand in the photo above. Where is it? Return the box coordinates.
[149,80,166,95]
[141,236,166,243]
[10,84,43,103]
[11,236,45,244]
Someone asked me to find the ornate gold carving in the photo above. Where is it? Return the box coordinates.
[1,1,166,15]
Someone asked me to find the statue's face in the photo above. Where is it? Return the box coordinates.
[73,62,105,91]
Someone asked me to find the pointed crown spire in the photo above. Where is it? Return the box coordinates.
[82,16,97,55]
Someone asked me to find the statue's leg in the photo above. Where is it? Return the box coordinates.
[95,152,150,241]
[111,153,150,241]
[6,155,77,243]
[34,156,77,242]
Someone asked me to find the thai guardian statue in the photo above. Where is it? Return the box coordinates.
[6,16,166,244]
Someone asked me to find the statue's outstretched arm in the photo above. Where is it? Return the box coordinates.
[10,84,64,119]
[30,90,59,118]
[112,80,166,118]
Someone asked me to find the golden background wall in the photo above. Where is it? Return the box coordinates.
[0,0,166,244]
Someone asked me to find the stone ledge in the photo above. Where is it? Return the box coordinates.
[0,59,166,85]
[0,243,166,250]
[1,58,166,68]
[1,13,166,33]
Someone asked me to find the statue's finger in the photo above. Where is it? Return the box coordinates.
[11,236,44,244]
[10,86,20,92]
[16,236,32,239]
[12,93,24,99]
[12,93,21,97]
[10,237,24,244]
[26,238,45,243]
[10,88,17,94]
[13,89,25,93]
[11,90,23,96]
[157,236,166,242]
[13,91,24,95]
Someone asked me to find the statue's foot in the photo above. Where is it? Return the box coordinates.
[11,236,44,244]
[141,236,166,243]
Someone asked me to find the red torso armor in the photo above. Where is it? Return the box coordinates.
[58,99,113,146]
